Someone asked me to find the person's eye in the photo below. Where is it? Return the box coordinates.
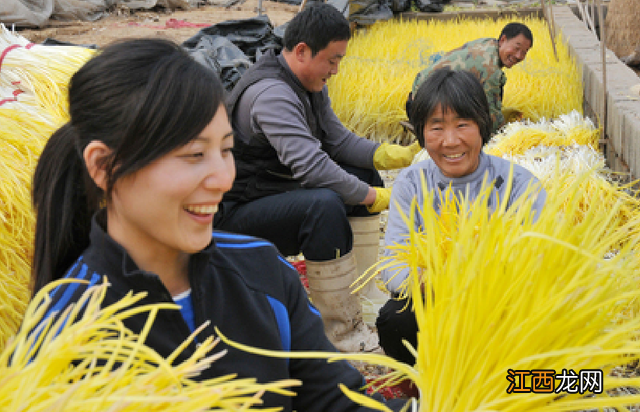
[182,152,204,159]
[222,146,234,156]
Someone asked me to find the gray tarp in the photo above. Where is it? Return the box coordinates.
[0,0,54,28]
[0,0,198,28]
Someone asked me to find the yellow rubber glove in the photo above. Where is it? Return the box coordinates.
[502,106,524,123]
[373,141,421,170]
[367,187,392,214]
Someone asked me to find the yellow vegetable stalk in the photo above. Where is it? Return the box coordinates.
[1,279,299,411]
[506,145,640,247]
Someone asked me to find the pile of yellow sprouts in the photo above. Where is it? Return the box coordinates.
[0,24,95,352]
[328,17,582,143]
[2,279,298,411]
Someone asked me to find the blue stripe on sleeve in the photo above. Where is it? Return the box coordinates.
[30,266,101,355]
[212,232,258,241]
[307,302,321,317]
[266,295,291,355]
[48,258,82,298]
[46,263,91,318]
[88,272,101,288]
[277,256,296,271]
[215,241,273,249]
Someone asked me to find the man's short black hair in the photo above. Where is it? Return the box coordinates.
[499,22,533,47]
[410,67,492,147]
[283,2,351,56]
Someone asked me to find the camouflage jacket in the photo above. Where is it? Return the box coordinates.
[412,38,506,133]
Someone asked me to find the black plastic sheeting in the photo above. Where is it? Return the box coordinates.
[414,0,450,13]
[182,15,282,91]
[348,0,452,19]
[347,0,393,25]
[41,38,98,48]
[180,1,453,90]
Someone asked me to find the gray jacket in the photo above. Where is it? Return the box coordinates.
[229,52,380,204]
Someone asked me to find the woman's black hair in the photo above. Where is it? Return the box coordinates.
[31,38,225,295]
[283,2,351,56]
[410,67,492,148]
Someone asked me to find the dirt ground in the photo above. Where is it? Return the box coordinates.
[15,0,299,46]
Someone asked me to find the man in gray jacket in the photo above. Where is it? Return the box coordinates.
[214,2,419,353]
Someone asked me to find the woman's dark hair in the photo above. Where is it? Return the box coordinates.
[499,22,533,47]
[410,67,492,147]
[31,38,225,295]
[283,2,351,56]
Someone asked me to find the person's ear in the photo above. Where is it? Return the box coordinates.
[293,42,311,62]
[83,141,112,191]
[498,34,507,47]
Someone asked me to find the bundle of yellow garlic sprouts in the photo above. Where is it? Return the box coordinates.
[0,27,94,352]
[342,169,640,412]
[328,17,582,143]
[483,111,640,247]
[504,144,640,235]
[0,24,95,126]
[485,110,600,157]
[2,279,299,411]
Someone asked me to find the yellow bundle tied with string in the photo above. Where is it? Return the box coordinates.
[328,17,582,143]
[0,24,95,126]
[0,26,94,352]
[0,112,48,354]
[1,279,299,411]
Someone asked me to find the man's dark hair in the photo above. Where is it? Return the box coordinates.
[410,67,492,148]
[283,2,351,56]
[499,22,533,47]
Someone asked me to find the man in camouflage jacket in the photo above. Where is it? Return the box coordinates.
[409,22,533,134]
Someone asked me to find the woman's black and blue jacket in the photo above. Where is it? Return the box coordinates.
[35,213,404,412]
